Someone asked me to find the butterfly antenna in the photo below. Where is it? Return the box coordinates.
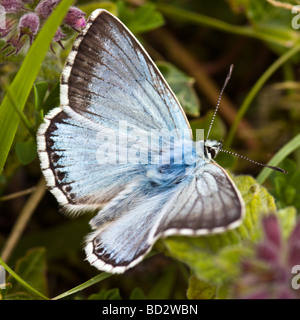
[219,149,288,174]
[206,64,234,141]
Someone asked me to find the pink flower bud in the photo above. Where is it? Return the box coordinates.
[18,12,39,44]
[35,0,60,20]
[0,0,25,13]
[64,7,86,31]
[19,12,39,35]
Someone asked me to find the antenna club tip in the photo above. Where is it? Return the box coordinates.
[269,166,288,174]
[220,149,288,174]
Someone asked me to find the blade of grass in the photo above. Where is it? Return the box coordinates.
[52,272,112,300]
[0,256,49,300]
[256,133,300,184]
[0,0,74,174]
[225,42,300,148]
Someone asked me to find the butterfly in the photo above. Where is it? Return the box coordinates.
[37,9,246,274]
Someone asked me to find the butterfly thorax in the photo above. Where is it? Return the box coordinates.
[145,139,222,190]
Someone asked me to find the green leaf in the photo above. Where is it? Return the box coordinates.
[245,0,299,54]
[15,139,37,165]
[157,61,200,117]
[5,248,48,299]
[163,175,276,286]
[0,0,74,174]
[277,206,297,239]
[117,2,165,34]
[34,82,48,111]
[187,275,216,299]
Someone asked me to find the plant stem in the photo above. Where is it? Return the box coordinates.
[0,186,37,201]
[1,178,46,263]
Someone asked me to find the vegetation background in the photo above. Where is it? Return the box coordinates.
[0,0,300,300]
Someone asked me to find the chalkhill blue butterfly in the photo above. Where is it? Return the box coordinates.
[37,9,285,273]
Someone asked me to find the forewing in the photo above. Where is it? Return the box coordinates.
[37,107,145,213]
[61,9,191,136]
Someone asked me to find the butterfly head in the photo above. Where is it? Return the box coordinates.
[204,139,223,160]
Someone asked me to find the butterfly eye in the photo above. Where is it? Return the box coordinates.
[207,147,216,159]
